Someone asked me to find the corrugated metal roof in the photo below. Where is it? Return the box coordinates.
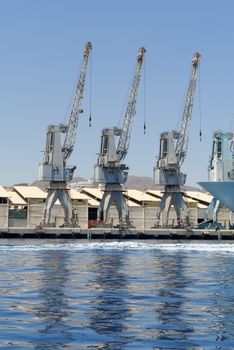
[0,186,9,198]
[184,191,213,203]
[6,190,26,205]
[146,189,212,205]
[183,196,197,204]
[81,188,103,200]
[81,187,140,206]
[88,198,100,206]
[197,203,207,209]
[69,189,90,201]
[145,190,163,199]
[125,189,158,202]
[125,199,140,207]
[12,187,89,202]
[13,186,47,199]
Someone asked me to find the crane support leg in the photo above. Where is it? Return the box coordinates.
[43,183,73,226]
[157,189,189,227]
[43,190,58,225]
[213,199,221,223]
[172,192,189,227]
[57,190,73,223]
[157,194,171,226]
[98,186,129,225]
[98,191,112,222]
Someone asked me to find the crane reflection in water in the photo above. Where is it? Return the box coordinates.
[33,249,74,350]
[87,250,131,349]
[151,251,197,348]
[151,249,234,349]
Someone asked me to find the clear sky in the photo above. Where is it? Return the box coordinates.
[0,0,234,187]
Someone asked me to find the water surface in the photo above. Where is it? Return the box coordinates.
[0,240,234,349]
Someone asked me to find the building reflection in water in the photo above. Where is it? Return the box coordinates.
[88,250,131,349]
[33,249,74,350]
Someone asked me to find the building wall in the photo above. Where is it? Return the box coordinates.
[106,206,119,226]
[0,204,8,228]
[157,207,177,226]
[74,205,88,229]
[144,207,158,229]
[90,205,199,229]
[28,204,44,228]
[129,207,144,229]
[7,197,234,229]
[197,208,207,220]
[230,211,234,226]
[188,208,198,226]
[26,203,88,229]
[50,206,65,227]
[8,218,27,227]
[217,207,232,227]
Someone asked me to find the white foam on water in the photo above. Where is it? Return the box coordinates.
[0,241,234,253]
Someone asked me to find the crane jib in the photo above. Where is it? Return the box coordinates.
[62,42,92,162]
[175,53,201,166]
[116,47,146,162]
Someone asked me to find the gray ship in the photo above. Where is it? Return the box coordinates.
[198,131,234,215]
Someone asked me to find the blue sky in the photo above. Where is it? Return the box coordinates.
[0,0,234,187]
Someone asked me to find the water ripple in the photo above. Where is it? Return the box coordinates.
[0,239,234,253]
[0,240,234,349]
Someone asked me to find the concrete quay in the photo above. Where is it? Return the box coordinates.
[0,227,234,240]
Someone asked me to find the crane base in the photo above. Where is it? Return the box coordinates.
[42,182,75,227]
[157,187,189,227]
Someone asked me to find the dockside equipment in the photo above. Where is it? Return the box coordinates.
[94,47,146,226]
[38,42,92,225]
[154,52,201,227]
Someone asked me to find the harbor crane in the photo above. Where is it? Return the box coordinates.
[154,52,201,227]
[38,42,92,226]
[94,47,146,226]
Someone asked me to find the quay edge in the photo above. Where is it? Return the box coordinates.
[0,227,234,240]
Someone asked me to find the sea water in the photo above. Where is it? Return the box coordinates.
[0,239,234,349]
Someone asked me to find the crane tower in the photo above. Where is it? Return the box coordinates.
[154,52,201,227]
[94,47,146,226]
[38,42,92,226]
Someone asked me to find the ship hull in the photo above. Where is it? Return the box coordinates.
[198,181,234,212]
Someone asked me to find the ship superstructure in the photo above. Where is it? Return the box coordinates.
[199,131,234,219]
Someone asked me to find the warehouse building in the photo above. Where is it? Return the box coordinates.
[0,184,233,229]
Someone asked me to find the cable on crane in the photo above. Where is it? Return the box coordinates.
[89,49,92,127]
[198,60,202,141]
[143,53,146,135]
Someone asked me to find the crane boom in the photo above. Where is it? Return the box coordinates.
[175,52,201,166]
[116,47,146,162]
[62,41,92,161]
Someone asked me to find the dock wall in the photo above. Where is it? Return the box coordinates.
[0,227,233,240]
[1,203,234,231]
